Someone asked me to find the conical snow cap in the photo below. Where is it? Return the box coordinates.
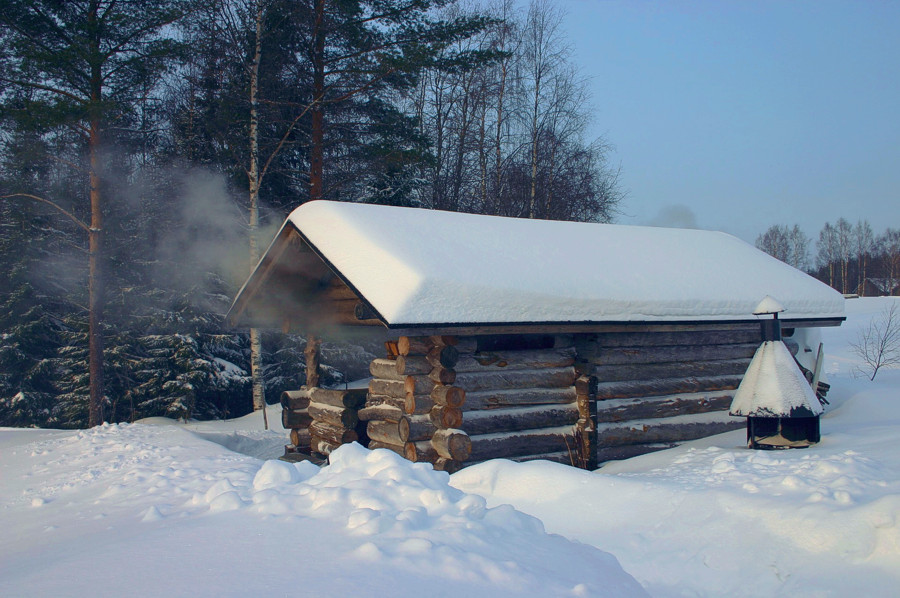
[753,295,786,316]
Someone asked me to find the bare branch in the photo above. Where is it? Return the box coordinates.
[1,193,90,233]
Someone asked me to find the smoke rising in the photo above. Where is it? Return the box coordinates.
[645,204,700,229]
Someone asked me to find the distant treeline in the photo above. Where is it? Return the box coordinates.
[0,0,620,427]
[755,221,900,296]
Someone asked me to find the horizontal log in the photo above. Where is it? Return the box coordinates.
[431,385,466,408]
[310,436,339,456]
[430,405,463,429]
[367,440,409,459]
[463,387,577,411]
[366,394,406,412]
[595,392,734,423]
[587,359,751,383]
[282,408,312,429]
[308,402,359,429]
[369,378,406,398]
[399,336,434,356]
[579,343,760,366]
[405,393,434,415]
[395,355,433,375]
[309,420,358,446]
[594,375,743,400]
[446,337,478,354]
[289,428,311,449]
[367,420,403,445]
[453,347,576,373]
[467,427,573,462]
[434,458,463,473]
[453,366,577,393]
[280,389,311,410]
[595,418,743,447]
[426,345,459,369]
[579,340,798,367]
[429,367,457,386]
[431,429,472,461]
[595,442,679,464]
[358,403,404,422]
[403,368,456,395]
[369,358,405,381]
[580,328,761,348]
[410,440,438,463]
[399,414,436,443]
[462,403,579,436]
[307,387,367,410]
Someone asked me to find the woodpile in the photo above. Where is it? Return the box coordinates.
[362,336,471,471]
[280,386,367,459]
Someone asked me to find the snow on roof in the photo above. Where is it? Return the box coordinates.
[276,201,844,327]
[729,340,824,418]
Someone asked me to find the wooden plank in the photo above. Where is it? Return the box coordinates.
[587,359,750,382]
[463,387,577,411]
[453,347,576,373]
[595,443,679,464]
[462,403,579,436]
[453,366,577,393]
[593,375,743,400]
[594,392,735,424]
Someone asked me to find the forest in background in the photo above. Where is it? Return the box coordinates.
[0,0,622,428]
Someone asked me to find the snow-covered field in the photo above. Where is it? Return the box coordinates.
[2,298,898,597]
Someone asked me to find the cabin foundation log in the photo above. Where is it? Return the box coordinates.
[309,420,358,446]
[307,387,367,410]
[308,402,359,429]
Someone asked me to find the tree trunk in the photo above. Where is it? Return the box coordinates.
[310,0,326,201]
[248,1,266,418]
[87,3,104,427]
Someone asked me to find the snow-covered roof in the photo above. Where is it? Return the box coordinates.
[228,201,845,330]
[729,340,824,418]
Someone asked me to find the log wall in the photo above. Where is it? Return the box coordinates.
[287,325,806,470]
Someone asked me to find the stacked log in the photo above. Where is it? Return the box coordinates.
[305,387,367,458]
[454,336,579,465]
[281,388,312,454]
[574,326,787,464]
[363,336,470,471]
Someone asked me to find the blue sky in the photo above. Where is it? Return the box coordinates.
[558,0,899,242]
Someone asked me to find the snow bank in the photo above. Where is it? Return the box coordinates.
[0,424,643,597]
[287,200,844,325]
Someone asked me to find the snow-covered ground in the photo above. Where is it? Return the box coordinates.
[2,297,899,597]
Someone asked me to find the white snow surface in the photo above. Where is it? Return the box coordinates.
[2,297,899,597]
[729,340,824,417]
[287,200,844,325]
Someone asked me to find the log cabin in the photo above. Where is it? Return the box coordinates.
[227,200,844,470]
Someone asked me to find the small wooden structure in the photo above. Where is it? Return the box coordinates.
[729,297,824,449]
[228,201,845,469]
